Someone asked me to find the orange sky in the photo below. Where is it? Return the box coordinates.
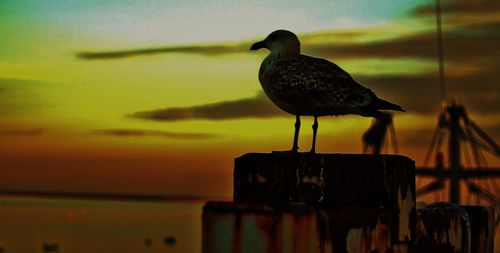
[0,0,498,201]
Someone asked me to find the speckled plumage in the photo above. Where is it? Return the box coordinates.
[251,30,404,152]
[254,30,403,117]
[261,54,378,116]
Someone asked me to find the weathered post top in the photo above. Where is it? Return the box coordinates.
[234,152,416,244]
[234,152,415,206]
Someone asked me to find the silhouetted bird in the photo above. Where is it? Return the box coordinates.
[251,30,404,153]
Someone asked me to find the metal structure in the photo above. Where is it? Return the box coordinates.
[415,101,500,204]
[362,112,398,155]
[204,153,416,253]
[415,0,500,207]
[358,0,500,206]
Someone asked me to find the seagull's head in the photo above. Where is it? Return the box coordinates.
[250,30,300,56]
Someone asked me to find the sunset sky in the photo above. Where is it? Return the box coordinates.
[0,0,498,198]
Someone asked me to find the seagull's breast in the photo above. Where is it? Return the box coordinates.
[258,55,274,82]
[258,54,299,114]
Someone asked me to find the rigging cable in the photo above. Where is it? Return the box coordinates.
[435,0,446,103]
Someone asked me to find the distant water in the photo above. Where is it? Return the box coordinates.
[0,196,205,253]
[2,196,499,253]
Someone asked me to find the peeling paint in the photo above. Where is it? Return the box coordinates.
[442,216,463,250]
[415,204,471,253]
[230,153,417,252]
[316,209,332,253]
[398,186,414,241]
[234,153,415,205]
[463,206,494,253]
[346,218,392,253]
[203,202,320,253]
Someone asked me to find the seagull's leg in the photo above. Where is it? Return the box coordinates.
[292,115,300,152]
[310,116,318,153]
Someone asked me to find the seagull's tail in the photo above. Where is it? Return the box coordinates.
[376,98,405,112]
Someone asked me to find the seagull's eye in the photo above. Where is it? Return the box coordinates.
[269,34,276,41]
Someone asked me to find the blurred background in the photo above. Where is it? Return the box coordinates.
[0,0,498,252]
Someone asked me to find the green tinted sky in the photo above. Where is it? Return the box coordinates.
[1,0,429,59]
[1,0,498,198]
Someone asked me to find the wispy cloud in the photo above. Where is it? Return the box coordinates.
[75,29,372,60]
[82,2,499,119]
[357,73,499,114]
[93,129,217,140]
[413,0,500,16]
[76,44,247,60]
[305,23,499,65]
[128,64,497,121]
[130,92,284,122]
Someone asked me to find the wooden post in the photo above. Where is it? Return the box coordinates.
[234,153,416,244]
[203,153,495,252]
[203,153,416,253]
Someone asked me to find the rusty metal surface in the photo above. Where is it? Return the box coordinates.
[202,201,319,253]
[203,202,398,253]
[462,206,494,253]
[415,203,471,253]
[203,153,495,253]
[233,153,416,243]
[318,207,393,253]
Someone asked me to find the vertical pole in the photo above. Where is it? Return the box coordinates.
[448,105,461,203]
[435,0,446,103]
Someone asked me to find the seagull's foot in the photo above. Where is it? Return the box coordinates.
[272,147,299,154]
[309,148,316,154]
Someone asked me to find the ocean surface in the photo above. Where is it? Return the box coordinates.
[1,196,499,253]
[0,196,205,253]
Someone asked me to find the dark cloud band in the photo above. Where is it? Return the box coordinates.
[130,92,285,122]
[76,44,246,60]
[94,129,217,140]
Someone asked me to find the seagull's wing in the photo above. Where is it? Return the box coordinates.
[271,55,375,111]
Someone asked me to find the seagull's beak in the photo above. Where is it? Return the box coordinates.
[250,40,266,51]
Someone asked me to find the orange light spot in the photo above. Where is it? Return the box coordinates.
[66,211,75,221]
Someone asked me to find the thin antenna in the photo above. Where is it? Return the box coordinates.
[435,0,446,102]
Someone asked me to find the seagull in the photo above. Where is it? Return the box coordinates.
[250,30,404,153]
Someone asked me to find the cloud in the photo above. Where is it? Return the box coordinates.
[0,128,45,137]
[128,68,497,122]
[93,129,217,140]
[81,2,498,118]
[413,0,500,16]
[356,71,500,114]
[74,0,500,64]
[75,29,373,60]
[299,11,499,115]
[304,23,500,65]
[131,65,497,121]
[130,92,285,122]
[76,44,247,60]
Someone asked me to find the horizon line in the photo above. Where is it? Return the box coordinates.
[0,189,230,202]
